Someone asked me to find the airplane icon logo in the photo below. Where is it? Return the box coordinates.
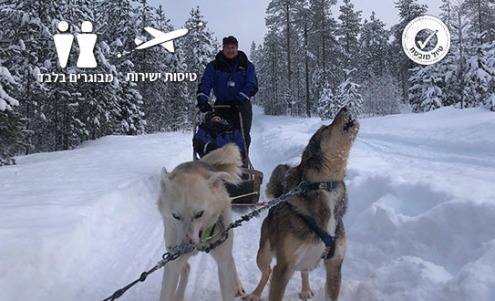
[134,27,189,53]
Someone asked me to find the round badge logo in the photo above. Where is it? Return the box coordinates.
[402,15,450,65]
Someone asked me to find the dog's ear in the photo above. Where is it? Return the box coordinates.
[161,167,173,190]
[161,167,169,180]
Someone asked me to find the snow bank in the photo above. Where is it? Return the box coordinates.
[1,106,494,301]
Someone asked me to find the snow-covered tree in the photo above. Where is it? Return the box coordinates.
[97,0,145,135]
[409,64,445,112]
[391,0,428,102]
[257,29,287,115]
[0,60,19,112]
[362,74,401,116]
[357,12,392,81]
[0,48,23,165]
[463,0,495,44]
[335,68,363,116]
[463,32,494,108]
[317,82,337,120]
[337,0,362,60]
[182,6,218,121]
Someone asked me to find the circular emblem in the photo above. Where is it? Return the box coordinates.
[402,15,450,65]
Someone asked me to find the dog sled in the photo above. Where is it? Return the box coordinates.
[193,105,263,205]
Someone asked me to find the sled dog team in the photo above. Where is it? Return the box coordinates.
[158,107,360,301]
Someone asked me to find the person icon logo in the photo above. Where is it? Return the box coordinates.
[53,21,74,68]
[53,20,98,69]
[76,21,97,68]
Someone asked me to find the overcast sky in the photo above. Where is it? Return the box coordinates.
[151,0,442,53]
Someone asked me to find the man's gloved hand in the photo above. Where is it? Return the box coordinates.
[231,100,244,110]
[233,94,247,109]
[198,102,213,112]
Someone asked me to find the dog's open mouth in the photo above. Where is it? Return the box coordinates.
[343,114,358,132]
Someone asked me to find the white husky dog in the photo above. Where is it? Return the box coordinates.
[158,143,245,301]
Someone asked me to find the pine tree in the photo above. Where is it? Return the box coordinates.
[132,2,170,133]
[183,6,218,119]
[438,1,469,108]
[463,0,495,44]
[0,47,23,165]
[97,0,145,135]
[165,46,190,131]
[355,11,402,116]
[440,0,455,29]
[337,0,362,63]
[409,64,445,112]
[485,38,495,111]
[362,75,401,116]
[461,0,495,109]
[463,31,493,108]
[317,82,337,120]
[290,0,312,116]
[335,68,363,117]
[266,0,307,115]
[391,0,428,102]
[357,12,392,80]
[1,0,56,152]
[257,29,287,115]
[308,0,342,100]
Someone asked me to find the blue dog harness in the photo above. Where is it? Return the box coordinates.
[296,180,342,260]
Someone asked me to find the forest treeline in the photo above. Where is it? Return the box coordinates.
[0,0,494,165]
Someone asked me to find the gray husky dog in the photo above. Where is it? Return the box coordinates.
[243,107,359,301]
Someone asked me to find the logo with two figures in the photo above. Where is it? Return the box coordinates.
[54,21,97,68]
[54,20,189,68]
[402,15,451,65]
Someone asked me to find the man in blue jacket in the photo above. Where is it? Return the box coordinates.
[196,35,258,154]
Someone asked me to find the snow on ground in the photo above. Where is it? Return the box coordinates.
[1,106,494,301]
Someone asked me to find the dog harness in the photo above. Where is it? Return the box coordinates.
[296,180,342,260]
[298,180,340,193]
[199,224,217,249]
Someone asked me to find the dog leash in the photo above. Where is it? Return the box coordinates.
[100,186,302,301]
[101,243,197,301]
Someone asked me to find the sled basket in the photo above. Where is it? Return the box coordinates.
[192,106,263,205]
[226,168,263,204]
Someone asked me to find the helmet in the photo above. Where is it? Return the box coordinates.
[205,112,221,121]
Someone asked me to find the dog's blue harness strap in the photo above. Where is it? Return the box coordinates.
[295,180,341,260]
[297,213,336,260]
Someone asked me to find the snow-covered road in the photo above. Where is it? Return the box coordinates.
[1,106,494,301]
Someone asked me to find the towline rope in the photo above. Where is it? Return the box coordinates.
[100,185,303,301]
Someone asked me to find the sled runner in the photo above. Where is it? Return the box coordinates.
[193,105,263,205]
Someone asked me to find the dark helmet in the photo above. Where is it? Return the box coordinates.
[205,111,221,121]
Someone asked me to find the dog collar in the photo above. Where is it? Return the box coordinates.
[298,180,341,192]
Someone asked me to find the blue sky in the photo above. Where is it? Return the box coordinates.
[150,0,442,53]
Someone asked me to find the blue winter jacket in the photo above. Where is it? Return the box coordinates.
[193,121,245,158]
[197,50,258,105]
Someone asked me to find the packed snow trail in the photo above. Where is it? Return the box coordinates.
[1,106,494,301]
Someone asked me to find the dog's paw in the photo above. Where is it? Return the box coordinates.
[299,289,314,300]
[241,293,262,301]
[235,283,246,297]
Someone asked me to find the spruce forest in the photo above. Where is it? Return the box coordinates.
[1,0,494,165]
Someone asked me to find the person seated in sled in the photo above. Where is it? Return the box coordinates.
[193,112,245,159]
